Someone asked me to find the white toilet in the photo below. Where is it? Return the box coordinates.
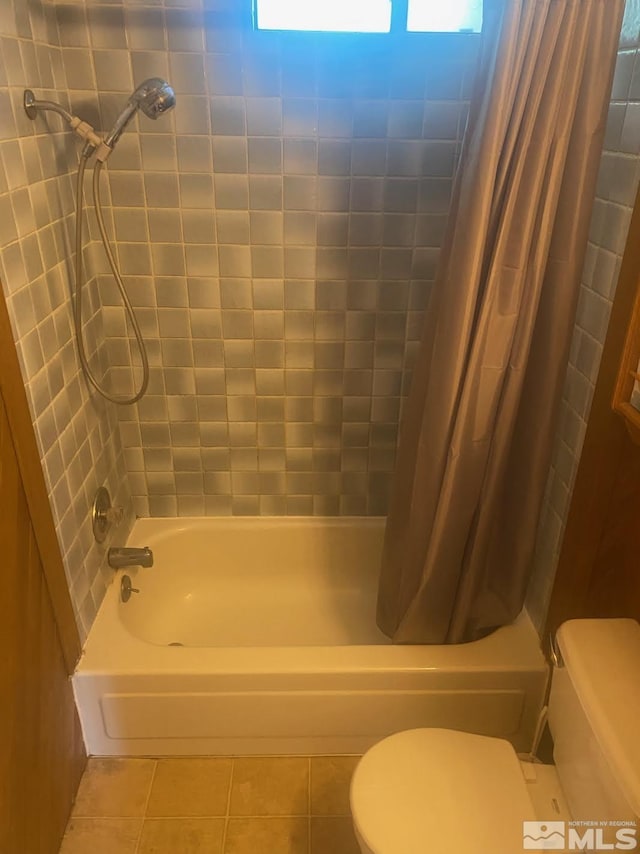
[350,618,640,854]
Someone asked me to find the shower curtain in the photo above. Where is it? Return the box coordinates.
[377,0,624,644]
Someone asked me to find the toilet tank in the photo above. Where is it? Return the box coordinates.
[548,618,640,822]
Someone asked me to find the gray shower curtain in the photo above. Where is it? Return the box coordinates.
[377,0,624,644]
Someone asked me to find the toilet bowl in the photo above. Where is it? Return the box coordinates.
[350,619,640,854]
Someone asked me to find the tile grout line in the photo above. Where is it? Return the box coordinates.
[75,812,313,820]
[134,758,159,854]
[308,756,312,854]
[222,757,235,854]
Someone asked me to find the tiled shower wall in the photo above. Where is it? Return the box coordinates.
[526,0,640,631]
[64,0,479,517]
[0,1,133,641]
[8,0,635,638]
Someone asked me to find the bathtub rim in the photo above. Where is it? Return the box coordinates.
[78,516,546,676]
[79,595,544,672]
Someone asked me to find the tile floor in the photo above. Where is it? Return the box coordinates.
[60,756,362,854]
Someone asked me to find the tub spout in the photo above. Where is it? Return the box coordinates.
[108,547,154,569]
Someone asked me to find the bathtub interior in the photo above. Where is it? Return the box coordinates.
[119,517,390,647]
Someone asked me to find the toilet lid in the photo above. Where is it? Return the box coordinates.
[350,728,537,854]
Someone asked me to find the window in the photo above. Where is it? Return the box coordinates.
[255,0,392,33]
[407,0,482,33]
[253,0,482,34]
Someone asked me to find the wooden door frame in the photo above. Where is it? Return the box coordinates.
[545,183,640,639]
[0,287,81,673]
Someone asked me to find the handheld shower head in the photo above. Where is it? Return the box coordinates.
[103,78,176,150]
[134,77,176,120]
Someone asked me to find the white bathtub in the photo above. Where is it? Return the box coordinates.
[73,518,548,756]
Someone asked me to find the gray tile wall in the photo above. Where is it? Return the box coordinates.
[0,1,133,642]
[526,3,640,632]
[64,0,480,517]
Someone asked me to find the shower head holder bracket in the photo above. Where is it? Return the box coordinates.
[23,88,38,120]
[23,89,103,151]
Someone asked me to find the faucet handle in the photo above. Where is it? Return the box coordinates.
[104,505,124,526]
[92,486,124,543]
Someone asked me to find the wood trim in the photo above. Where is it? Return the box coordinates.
[612,232,640,440]
[545,183,640,639]
[616,402,640,444]
[0,287,81,672]
[0,391,86,853]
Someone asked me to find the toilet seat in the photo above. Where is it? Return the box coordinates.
[350,728,537,854]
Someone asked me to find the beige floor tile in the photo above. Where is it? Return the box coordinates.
[310,756,360,816]
[138,818,225,853]
[72,758,156,817]
[311,817,361,854]
[229,757,309,816]
[59,818,142,854]
[225,817,308,854]
[146,758,232,817]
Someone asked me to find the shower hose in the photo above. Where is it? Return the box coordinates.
[74,151,149,405]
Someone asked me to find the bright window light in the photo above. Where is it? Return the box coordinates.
[255,0,392,33]
[407,0,482,33]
